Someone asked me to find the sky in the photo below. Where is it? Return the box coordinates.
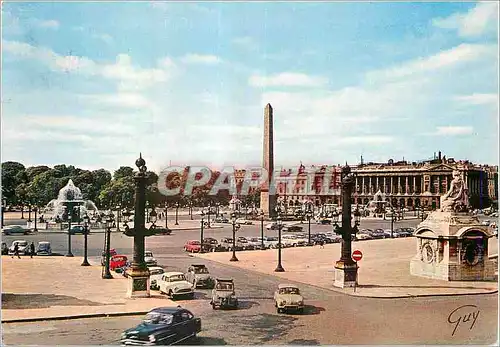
[1,1,499,173]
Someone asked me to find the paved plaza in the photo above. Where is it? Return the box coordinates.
[195,237,498,298]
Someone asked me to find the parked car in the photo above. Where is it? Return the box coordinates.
[356,230,373,241]
[110,255,128,271]
[317,218,331,225]
[185,264,215,289]
[36,241,52,256]
[219,238,243,251]
[101,248,118,265]
[8,240,29,255]
[283,224,303,232]
[184,240,201,253]
[210,278,238,310]
[2,242,8,255]
[214,216,229,223]
[149,266,166,290]
[236,218,252,225]
[274,284,304,314]
[121,306,201,345]
[69,225,88,235]
[155,228,172,235]
[247,237,264,249]
[395,227,414,237]
[263,236,279,249]
[369,229,386,239]
[266,222,278,230]
[145,251,157,267]
[2,225,30,235]
[158,272,195,299]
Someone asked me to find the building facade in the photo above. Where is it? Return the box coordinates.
[254,152,498,210]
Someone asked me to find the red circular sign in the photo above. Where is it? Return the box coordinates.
[352,250,363,262]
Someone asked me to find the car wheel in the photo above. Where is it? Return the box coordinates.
[277,308,282,314]
[212,302,216,310]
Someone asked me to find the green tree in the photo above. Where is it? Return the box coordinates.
[114,166,134,180]
[25,166,51,181]
[1,161,26,205]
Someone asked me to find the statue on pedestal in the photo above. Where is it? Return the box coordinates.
[440,170,468,213]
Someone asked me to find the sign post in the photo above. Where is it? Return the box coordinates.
[351,250,363,292]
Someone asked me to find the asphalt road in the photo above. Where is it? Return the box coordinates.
[2,217,498,345]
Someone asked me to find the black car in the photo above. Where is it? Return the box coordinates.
[69,225,89,235]
[121,306,201,346]
[1,242,8,255]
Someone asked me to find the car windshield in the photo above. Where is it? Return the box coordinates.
[267,237,278,241]
[216,282,234,291]
[145,252,153,257]
[150,269,164,275]
[194,267,208,274]
[143,312,173,325]
[279,287,300,295]
[250,238,259,242]
[190,241,201,245]
[169,274,186,282]
[17,241,28,246]
[38,243,50,249]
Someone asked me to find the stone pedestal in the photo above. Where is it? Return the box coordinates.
[127,268,151,298]
[333,260,358,288]
[410,211,496,281]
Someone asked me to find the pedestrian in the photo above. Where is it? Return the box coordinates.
[11,242,20,259]
[319,240,325,249]
[30,242,35,258]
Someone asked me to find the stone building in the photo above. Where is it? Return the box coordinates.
[244,151,498,210]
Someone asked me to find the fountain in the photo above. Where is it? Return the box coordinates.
[366,189,390,216]
[43,179,98,222]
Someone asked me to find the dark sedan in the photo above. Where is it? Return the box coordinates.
[121,306,201,345]
[68,225,89,235]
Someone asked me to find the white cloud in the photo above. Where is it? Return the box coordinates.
[337,136,394,145]
[232,36,259,51]
[249,72,328,88]
[80,93,156,109]
[36,19,60,29]
[432,2,499,38]
[434,126,474,136]
[366,43,496,82]
[2,40,176,91]
[455,93,498,106]
[180,54,221,65]
[92,33,113,43]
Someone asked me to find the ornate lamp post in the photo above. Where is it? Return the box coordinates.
[390,206,397,238]
[333,165,361,288]
[1,199,6,228]
[115,204,121,233]
[102,211,114,279]
[33,206,38,232]
[81,213,91,266]
[215,202,220,218]
[189,201,193,220]
[122,154,160,298]
[207,201,212,228]
[175,202,179,225]
[260,210,265,250]
[274,206,285,272]
[229,212,240,262]
[304,200,313,245]
[66,205,75,257]
[164,203,169,230]
[199,210,205,254]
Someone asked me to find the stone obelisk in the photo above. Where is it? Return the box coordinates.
[260,103,276,218]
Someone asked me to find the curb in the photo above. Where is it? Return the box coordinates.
[195,254,499,299]
[1,310,150,324]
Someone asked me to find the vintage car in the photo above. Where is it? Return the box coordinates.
[8,240,29,255]
[274,284,304,313]
[149,266,166,290]
[36,241,52,256]
[185,264,215,288]
[101,248,118,266]
[121,306,201,345]
[2,225,30,235]
[210,279,238,310]
[145,251,157,267]
[110,255,128,271]
[282,224,303,233]
[2,242,8,255]
[184,240,201,253]
[158,272,194,299]
[68,225,89,235]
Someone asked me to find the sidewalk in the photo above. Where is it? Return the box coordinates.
[1,257,174,323]
[194,237,498,298]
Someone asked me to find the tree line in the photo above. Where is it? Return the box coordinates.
[1,161,260,210]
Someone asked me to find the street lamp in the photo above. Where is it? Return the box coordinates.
[33,206,38,232]
[65,205,75,257]
[274,207,285,272]
[229,212,240,262]
[207,201,212,228]
[1,199,6,228]
[215,202,220,218]
[175,202,179,225]
[200,210,205,254]
[333,164,360,288]
[28,204,32,223]
[102,211,114,279]
[164,203,169,230]
[189,201,193,220]
[115,204,121,233]
[260,210,265,250]
[81,213,91,266]
[305,201,313,246]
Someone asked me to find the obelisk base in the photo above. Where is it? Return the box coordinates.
[333,260,358,288]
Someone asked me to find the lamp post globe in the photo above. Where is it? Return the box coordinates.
[229,212,239,262]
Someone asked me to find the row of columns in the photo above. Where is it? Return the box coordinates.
[356,174,453,196]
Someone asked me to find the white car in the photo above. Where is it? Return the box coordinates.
[157,272,194,299]
[236,218,253,225]
[246,237,263,249]
[145,250,157,267]
[266,222,278,230]
[8,240,29,255]
[263,236,279,248]
[148,266,165,290]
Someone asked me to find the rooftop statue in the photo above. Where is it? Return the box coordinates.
[440,170,469,213]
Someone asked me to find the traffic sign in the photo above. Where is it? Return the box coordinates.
[352,250,363,262]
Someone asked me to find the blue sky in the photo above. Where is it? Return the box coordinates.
[2,1,498,172]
